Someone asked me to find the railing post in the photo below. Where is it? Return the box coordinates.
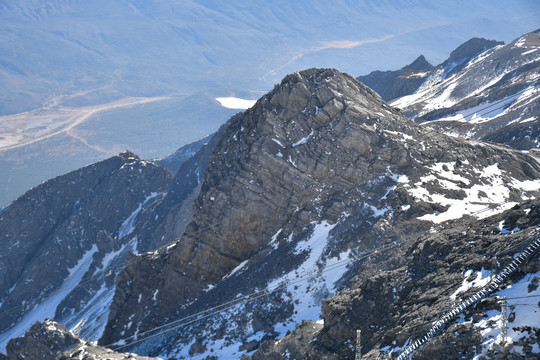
[355,329,362,360]
[499,296,507,344]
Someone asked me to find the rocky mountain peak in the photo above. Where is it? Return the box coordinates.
[2,59,540,358]
[100,67,424,345]
[441,37,503,73]
[356,57,436,102]
[0,151,172,350]
[403,55,433,71]
[263,68,391,126]
[100,66,540,353]
[1,319,82,360]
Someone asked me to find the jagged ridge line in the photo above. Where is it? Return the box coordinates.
[395,234,540,360]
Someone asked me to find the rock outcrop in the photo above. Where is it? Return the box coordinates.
[0,318,158,360]
[1,319,82,360]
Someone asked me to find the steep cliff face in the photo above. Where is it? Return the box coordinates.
[0,151,172,349]
[122,117,236,254]
[100,68,540,357]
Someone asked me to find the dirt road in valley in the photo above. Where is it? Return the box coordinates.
[0,96,170,152]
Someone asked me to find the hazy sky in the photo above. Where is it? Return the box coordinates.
[1,0,539,112]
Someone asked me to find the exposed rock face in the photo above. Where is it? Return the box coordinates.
[60,343,159,360]
[2,319,82,360]
[241,320,323,360]
[100,67,540,358]
[100,67,424,345]
[0,151,172,348]
[0,318,157,360]
[124,117,236,254]
[391,30,540,150]
[356,55,434,101]
[248,200,540,359]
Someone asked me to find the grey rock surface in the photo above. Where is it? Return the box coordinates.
[2,319,81,360]
[98,68,540,359]
[357,55,434,102]
[248,200,540,359]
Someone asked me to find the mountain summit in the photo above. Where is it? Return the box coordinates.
[94,69,540,358]
[2,61,540,359]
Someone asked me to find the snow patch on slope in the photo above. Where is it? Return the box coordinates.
[268,220,351,337]
[0,244,98,352]
[165,219,352,359]
[473,271,540,359]
[403,163,540,223]
[216,97,257,110]
[118,192,159,238]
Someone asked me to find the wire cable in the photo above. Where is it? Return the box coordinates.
[108,241,399,351]
[0,218,226,321]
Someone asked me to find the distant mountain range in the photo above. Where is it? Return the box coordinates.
[1,29,540,360]
[359,30,540,152]
[389,29,540,151]
[357,37,504,102]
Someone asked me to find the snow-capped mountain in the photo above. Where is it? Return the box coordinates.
[2,54,540,359]
[357,38,503,102]
[388,30,540,150]
[17,68,529,360]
